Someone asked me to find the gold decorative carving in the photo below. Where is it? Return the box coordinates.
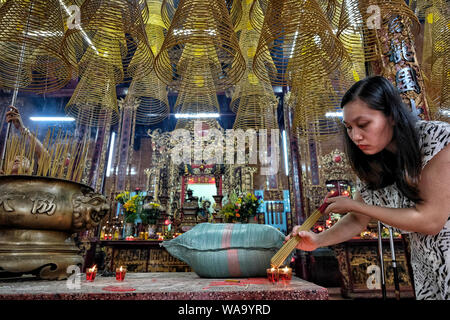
[320,149,356,182]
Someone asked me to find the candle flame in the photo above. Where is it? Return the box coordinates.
[89,265,97,272]
[120,266,123,272]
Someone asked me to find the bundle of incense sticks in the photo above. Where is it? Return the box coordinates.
[270,191,339,268]
[2,128,88,183]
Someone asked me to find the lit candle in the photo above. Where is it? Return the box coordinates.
[116,266,127,281]
[86,265,97,282]
[266,267,279,283]
[279,266,292,284]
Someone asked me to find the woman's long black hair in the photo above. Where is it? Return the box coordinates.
[341,76,423,203]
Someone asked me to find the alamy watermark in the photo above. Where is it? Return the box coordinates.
[171,121,280,175]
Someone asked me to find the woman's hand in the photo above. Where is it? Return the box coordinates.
[5,106,24,131]
[285,227,321,251]
[324,196,361,215]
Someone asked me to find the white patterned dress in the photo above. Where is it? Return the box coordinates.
[358,120,450,300]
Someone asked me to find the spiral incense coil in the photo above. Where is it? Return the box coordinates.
[162,0,243,31]
[231,1,278,130]
[290,67,353,140]
[65,61,119,127]
[231,1,276,115]
[232,95,279,131]
[61,0,154,84]
[253,0,351,87]
[174,62,221,130]
[316,0,340,24]
[161,0,177,29]
[127,4,170,125]
[0,0,72,93]
[230,69,277,114]
[146,0,167,29]
[127,74,170,125]
[227,0,243,30]
[154,0,245,92]
[249,0,268,32]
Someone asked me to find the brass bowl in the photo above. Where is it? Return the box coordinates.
[0,175,109,280]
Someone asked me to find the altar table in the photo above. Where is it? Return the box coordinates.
[0,272,328,300]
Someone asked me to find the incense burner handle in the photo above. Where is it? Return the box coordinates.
[71,187,109,232]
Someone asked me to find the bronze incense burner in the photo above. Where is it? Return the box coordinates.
[0,175,109,280]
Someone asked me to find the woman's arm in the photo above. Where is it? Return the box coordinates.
[6,106,48,159]
[325,144,450,236]
[289,192,371,250]
[314,192,371,247]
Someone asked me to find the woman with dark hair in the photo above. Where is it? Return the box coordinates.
[287,76,450,300]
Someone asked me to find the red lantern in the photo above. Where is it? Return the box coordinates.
[164,219,171,226]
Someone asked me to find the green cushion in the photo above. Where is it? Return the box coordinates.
[162,223,287,278]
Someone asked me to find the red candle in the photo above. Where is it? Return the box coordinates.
[116,266,127,281]
[86,265,97,282]
[279,267,292,284]
[266,267,279,283]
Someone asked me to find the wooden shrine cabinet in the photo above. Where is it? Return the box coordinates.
[332,238,415,299]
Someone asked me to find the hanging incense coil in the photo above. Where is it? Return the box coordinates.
[249,0,268,32]
[231,1,278,130]
[228,0,243,30]
[0,0,72,93]
[290,66,353,140]
[161,0,177,29]
[174,87,221,131]
[146,0,167,29]
[127,74,170,125]
[126,4,170,125]
[61,0,153,84]
[174,60,221,130]
[65,60,119,127]
[162,0,242,31]
[230,69,277,114]
[231,2,276,114]
[253,0,351,86]
[154,0,245,92]
[233,94,278,131]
